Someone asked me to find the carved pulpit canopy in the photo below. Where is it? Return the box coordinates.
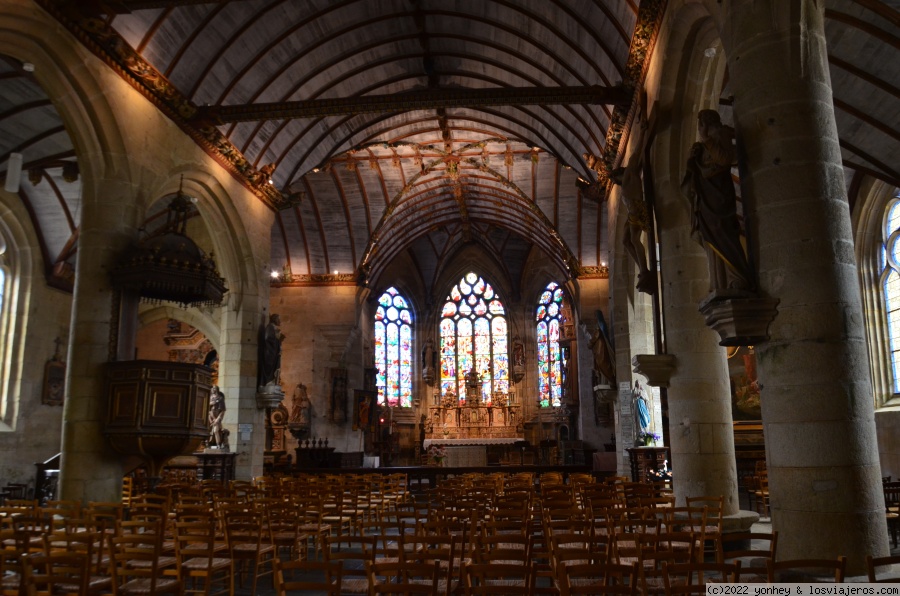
[110,180,228,307]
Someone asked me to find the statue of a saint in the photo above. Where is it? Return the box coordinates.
[589,310,616,386]
[208,385,227,450]
[290,383,310,427]
[609,106,655,294]
[465,368,480,389]
[512,335,525,369]
[259,313,285,387]
[681,110,754,293]
[422,338,436,370]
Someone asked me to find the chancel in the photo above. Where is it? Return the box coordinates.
[1,0,899,585]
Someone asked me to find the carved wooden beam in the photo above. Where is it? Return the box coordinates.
[198,85,632,124]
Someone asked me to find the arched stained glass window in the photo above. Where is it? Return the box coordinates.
[374,287,413,407]
[536,282,564,407]
[882,198,900,393]
[440,272,509,402]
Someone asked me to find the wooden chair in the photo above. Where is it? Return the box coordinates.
[683,497,724,555]
[273,558,343,595]
[21,551,90,596]
[662,561,741,596]
[1,530,29,596]
[557,560,639,596]
[173,520,232,596]
[766,557,847,583]
[717,531,777,582]
[323,534,377,595]
[462,561,533,595]
[223,513,275,596]
[401,533,458,596]
[42,528,113,594]
[367,559,441,595]
[866,554,900,582]
[109,532,182,595]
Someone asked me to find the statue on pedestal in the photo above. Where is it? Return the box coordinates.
[422,338,436,385]
[207,385,229,451]
[259,313,285,388]
[681,109,755,294]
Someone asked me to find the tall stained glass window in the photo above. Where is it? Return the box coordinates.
[883,198,900,393]
[439,272,509,402]
[536,282,564,407]
[374,287,413,407]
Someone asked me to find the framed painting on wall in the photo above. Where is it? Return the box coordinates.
[42,359,66,406]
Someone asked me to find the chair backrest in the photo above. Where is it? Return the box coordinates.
[867,554,900,582]
[109,532,178,594]
[473,533,531,564]
[22,551,89,596]
[463,561,533,595]
[557,560,639,596]
[274,558,342,595]
[663,561,741,595]
[367,560,440,595]
[717,531,777,570]
[767,557,847,583]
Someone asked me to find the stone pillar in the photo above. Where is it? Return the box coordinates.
[218,306,267,482]
[58,178,140,503]
[655,190,739,514]
[726,0,888,567]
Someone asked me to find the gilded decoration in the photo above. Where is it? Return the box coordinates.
[37,0,291,210]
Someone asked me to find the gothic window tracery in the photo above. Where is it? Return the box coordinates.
[374,287,413,407]
[439,272,509,402]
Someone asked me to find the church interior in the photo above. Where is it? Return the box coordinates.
[1,0,900,585]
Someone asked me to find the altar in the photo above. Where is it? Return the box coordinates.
[424,369,524,447]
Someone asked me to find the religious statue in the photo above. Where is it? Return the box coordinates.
[609,105,655,294]
[441,388,457,409]
[208,385,228,450]
[681,109,755,293]
[259,313,285,388]
[588,310,616,386]
[422,338,436,385]
[465,367,480,389]
[290,383,310,428]
[513,335,525,368]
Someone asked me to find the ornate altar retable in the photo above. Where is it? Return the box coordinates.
[424,373,523,447]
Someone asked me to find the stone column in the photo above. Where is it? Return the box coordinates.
[218,306,268,482]
[58,178,140,503]
[725,0,888,567]
[655,188,740,514]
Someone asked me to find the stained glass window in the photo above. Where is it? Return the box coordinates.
[536,281,564,407]
[374,287,413,407]
[883,199,900,393]
[440,272,509,402]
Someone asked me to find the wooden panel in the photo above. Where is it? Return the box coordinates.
[145,385,186,426]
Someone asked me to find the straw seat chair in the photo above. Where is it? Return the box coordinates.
[109,532,182,595]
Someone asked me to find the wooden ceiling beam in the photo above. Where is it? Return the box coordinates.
[198,85,631,124]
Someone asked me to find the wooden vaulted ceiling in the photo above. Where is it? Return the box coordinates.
[0,0,898,292]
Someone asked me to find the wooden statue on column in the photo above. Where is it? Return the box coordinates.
[257,313,286,408]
